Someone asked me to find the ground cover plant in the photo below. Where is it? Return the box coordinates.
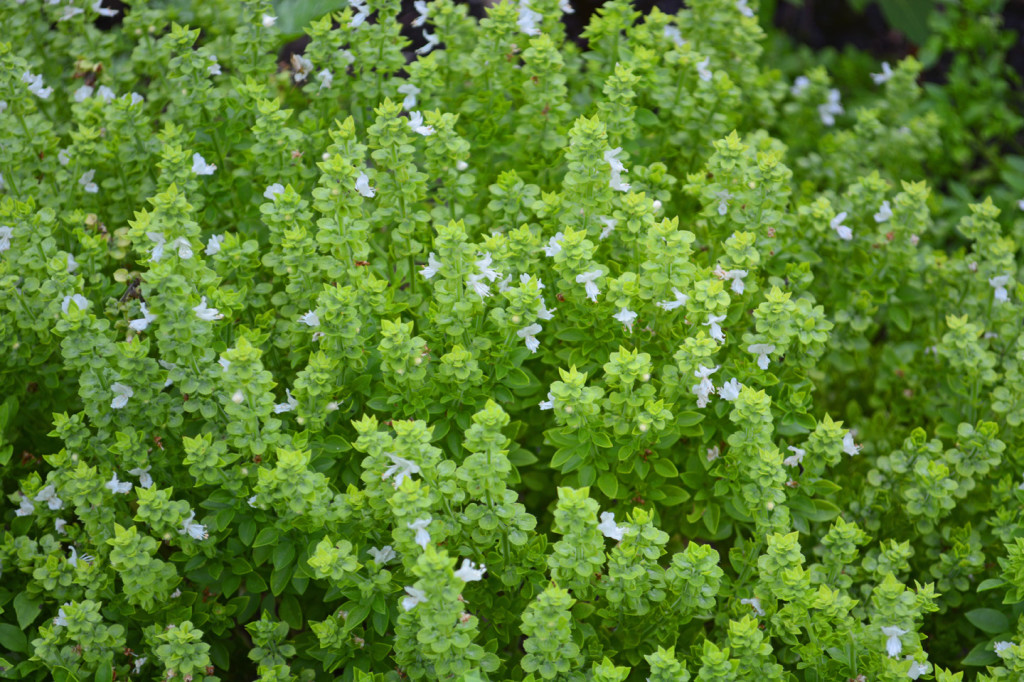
[2,0,1024,679]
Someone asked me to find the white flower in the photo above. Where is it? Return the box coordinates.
[791,75,810,96]
[55,518,67,534]
[843,431,861,456]
[740,597,764,616]
[696,57,713,82]
[475,252,501,281]
[291,53,314,82]
[205,234,224,255]
[191,152,216,175]
[219,357,231,372]
[783,446,805,467]
[467,273,491,299]
[97,85,116,102]
[207,55,221,76]
[15,494,34,517]
[171,588,182,598]
[664,25,685,47]
[74,85,94,102]
[129,466,153,489]
[989,275,1010,303]
[349,0,370,27]
[830,211,852,240]
[299,310,320,327]
[456,160,469,171]
[53,607,68,627]
[536,298,556,320]
[576,270,603,302]
[1019,199,1024,211]
[261,13,276,27]
[133,657,147,675]
[704,313,726,343]
[539,392,555,410]
[599,216,617,240]
[874,200,893,223]
[748,343,776,370]
[605,148,630,192]
[417,29,440,55]
[61,293,90,314]
[316,68,333,91]
[408,517,432,549]
[35,484,64,511]
[716,267,748,294]
[369,545,397,565]
[382,453,421,488]
[517,323,542,352]
[559,0,574,13]
[871,61,894,85]
[170,236,193,259]
[718,378,742,401]
[23,71,52,99]
[147,232,167,261]
[398,83,420,109]
[401,586,428,611]
[656,288,689,311]
[105,473,133,494]
[692,364,719,408]
[128,92,144,105]
[518,0,542,36]
[273,388,298,414]
[79,169,98,193]
[614,307,637,332]
[0,101,5,115]
[0,225,11,253]
[264,183,285,200]
[110,382,134,409]
[819,88,844,126]
[994,641,1014,655]
[420,252,442,279]
[881,626,907,658]
[412,0,429,27]
[66,253,78,273]
[454,559,487,582]
[57,148,71,166]
[716,190,732,216]
[180,510,208,540]
[736,0,754,17]
[68,546,93,567]
[408,110,435,136]
[906,656,930,680]
[542,232,565,257]
[247,495,258,508]
[193,296,224,321]
[355,172,376,198]
[597,511,626,541]
[707,446,721,462]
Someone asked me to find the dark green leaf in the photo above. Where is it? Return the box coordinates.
[965,608,1009,634]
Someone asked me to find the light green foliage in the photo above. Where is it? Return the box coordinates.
[2,0,1024,680]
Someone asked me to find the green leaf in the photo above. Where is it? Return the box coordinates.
[888,305,912,332]
[13,592,41,630]
[977,578,1007,593]
[273,540,296,571]
[270,565,292,596]
[504,368,532,389]
[789,496,841,523]
[554,328,591,342]
[878,0,933,45]
[961,641,999,667]
[597,473,619,498]
[703,503,721,534]
[253,527,280,548]
[965,608,1009,634]
[279,594,303,630]
[589,431,612,448]
[677,411,705,427]
[272,0,350,36]
[653,459,678,478]
[0,624,27,653]
[658,485,691,506]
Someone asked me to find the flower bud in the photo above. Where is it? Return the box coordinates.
[231,390,244,404]
[456,160,468,171]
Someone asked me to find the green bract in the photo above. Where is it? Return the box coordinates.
[1,0,1024,680]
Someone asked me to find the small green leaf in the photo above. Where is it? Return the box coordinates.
[961,642,999,667]
[13,592,41,630]
[677,411,705,427]
[597,473,618,498]
[253,527,280,548]
[0,624,27,653]
[965,608,1009,634]
[279,594,303,630]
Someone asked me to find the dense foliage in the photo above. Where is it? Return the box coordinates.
[2,0,1024,680]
